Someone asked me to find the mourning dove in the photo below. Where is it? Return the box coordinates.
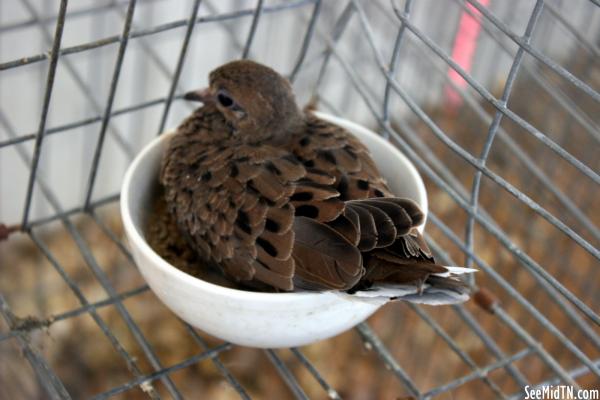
[159,60,474,304]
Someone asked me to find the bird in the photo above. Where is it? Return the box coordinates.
[159,59,474,304]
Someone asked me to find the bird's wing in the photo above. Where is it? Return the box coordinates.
[162,135,299,290]
[289,113,393,201]
[291,197,434,291]
[161,108,365,291]
[288,115,473,298]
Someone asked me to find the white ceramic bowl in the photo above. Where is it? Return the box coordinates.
[120,112,427,348]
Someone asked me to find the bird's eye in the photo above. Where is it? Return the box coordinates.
[217,92,234,108]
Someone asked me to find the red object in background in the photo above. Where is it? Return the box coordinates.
[445,0,490,111]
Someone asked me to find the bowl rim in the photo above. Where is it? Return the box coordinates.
[120,112,427,303]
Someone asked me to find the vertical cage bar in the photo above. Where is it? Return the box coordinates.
[289,0,322,82]
[83,0,138,209]
[464,0,544,270]
[381,0,413,139]
[156,0,203,135]
[242,0,265,59]
[21,0,68,228]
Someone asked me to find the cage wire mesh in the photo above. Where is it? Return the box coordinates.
[0,0,599,398]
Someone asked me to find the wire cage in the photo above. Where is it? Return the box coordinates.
[1,0,599,398]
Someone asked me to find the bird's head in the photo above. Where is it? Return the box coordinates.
[184,60,304,142]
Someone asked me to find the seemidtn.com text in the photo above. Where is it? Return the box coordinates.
[524,385,599,400]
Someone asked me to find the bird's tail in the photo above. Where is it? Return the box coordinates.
[349,266,476,305]
[338,197,476,304]
[292,196,477,303]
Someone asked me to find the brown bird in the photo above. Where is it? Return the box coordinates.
[160,60,474,304]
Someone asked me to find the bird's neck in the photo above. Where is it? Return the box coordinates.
[186,104,306,147]
[263,113,305,146]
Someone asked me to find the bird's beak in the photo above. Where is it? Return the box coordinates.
[184,88,213,103]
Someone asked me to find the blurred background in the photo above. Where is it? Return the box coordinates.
[0,0,599,399]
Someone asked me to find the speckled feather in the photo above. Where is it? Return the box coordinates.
[160,60,470,297]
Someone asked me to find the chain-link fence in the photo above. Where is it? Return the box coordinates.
[1,0,598,398]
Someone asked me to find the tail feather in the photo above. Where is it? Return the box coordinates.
[432,266,478,278]
[291,196,477,305]
[349,285,470,305]
[350,266,473,305]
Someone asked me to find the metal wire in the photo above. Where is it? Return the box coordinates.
[464,0,543,274]
[315,17,600,357]
[352,4,600,328]
[265,350,310,400]
[20,0,68,228]
[0,293,71,400]
[156,0,203,135]
[1,0,599,398]
[83,0,138,210]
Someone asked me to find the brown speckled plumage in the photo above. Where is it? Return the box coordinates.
[160,60,471,299]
